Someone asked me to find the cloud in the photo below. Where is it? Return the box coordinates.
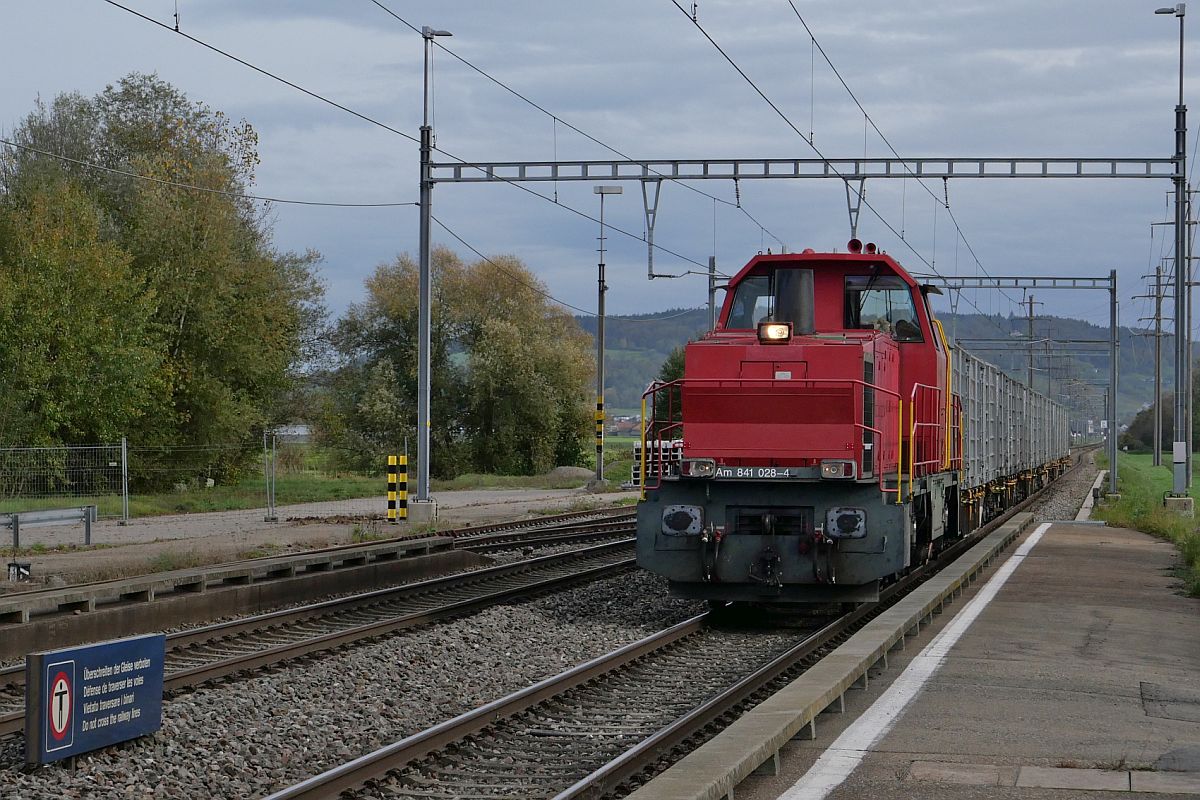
[1,0,1189,330]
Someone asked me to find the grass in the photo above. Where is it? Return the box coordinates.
[0,461,613,521]
[1094,452,1200,596]
[350,523,390,543]
[430,472,589,491]
[145,549,210,573]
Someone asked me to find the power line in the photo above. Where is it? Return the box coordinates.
[366,0,787,250]
[101,0,711,269]
[784,1,1021,312]
[431,216,714,323]
[430,214,594,316]
[0,138,418,207]
[665,1,1010,334]
[101,0,421,145]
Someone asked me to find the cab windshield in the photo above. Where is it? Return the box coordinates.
[725,274,773,329]
[844,275,922,341]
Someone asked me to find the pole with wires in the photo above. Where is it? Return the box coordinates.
[416,25,451,518]
[594,186,622,483]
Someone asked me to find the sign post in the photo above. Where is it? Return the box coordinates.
[25,633,165,765]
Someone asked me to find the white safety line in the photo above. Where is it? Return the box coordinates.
[778,522,1053,800]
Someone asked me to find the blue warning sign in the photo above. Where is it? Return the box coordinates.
[26,633,165,764]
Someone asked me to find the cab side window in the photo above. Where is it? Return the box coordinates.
[844,275,923,342]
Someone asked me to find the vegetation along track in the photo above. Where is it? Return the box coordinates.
[0,538,635,738]
[268,451,1093,800]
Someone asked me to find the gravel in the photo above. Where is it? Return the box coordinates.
[0,455,1099,799]
[0,570,702,799]
[1029,450,1100,522]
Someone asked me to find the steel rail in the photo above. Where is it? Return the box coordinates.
[0,539,635,738]
[264,614,711,800]
[267,450,1094,800]
[0,507,634,606]
[160,554,634,692]
[555,448,1097,798]
[460,520,636,552]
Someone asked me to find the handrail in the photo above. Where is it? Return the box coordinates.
[907,382,945,497]
[933,319,954,470]
[642,376,903,494]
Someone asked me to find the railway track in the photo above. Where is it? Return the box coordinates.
[266,454,1093,800]
[0,506,635,615]
[0,538,635,739]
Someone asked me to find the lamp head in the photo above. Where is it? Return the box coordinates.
[422,26,453,38]
[594,186,624,195]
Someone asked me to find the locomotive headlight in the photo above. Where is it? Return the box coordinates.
[679,458,717,478]
[820,459,857,479]
[757,321,792,344]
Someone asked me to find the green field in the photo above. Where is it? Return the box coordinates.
[1095,452,1200,596]
[0,467,607,520]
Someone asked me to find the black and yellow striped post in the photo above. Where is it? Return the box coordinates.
[387,456,398,524]
[387,455,410,523]
[594,397,605,480]
[397,455,408,520]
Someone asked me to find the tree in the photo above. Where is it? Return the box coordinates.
[0,180,160,445]
[0,74,325,485]
[323,248,592,477]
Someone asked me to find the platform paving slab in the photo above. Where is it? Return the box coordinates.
[1130,771,1200,794]
[709,521,1198,800]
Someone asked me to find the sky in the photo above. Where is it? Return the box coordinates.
[1,1,1193,334]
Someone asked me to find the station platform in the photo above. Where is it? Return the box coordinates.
[721,521,1200,800]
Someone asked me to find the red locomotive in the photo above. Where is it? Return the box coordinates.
[636,241,1069,604]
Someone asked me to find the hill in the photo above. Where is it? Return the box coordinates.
[577,308,1171,426]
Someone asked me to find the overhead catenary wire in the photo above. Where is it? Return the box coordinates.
[99,0,712,270]
[665,0,1011,335]
[432,214,721,323]
[430,214,594,316]
[366,0,787,251]
[783,1,1022,313]
[0,138,419,207]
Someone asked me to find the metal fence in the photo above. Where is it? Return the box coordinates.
[264,432,395,522]
[0,442,127,520]
[0,436,400,528]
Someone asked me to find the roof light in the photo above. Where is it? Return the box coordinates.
[757,321,793,344]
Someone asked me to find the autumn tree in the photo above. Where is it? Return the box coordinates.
[323,248,592,477]
[0,74,324,484]
[0,180,160,444]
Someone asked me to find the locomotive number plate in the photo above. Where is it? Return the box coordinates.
[713,466,800,480]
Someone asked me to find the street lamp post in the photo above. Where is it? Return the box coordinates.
[417,25,451,513]
[593,185,623,482]
[1157,4,1190,497]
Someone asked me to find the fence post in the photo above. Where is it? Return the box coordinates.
[387,456,398,524]
[263,431,279,523]
[11,516,19,555]
[120,437,130,525]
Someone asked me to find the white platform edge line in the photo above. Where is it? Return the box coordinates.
[1075,471,1107,521]
[777,522,1053,800]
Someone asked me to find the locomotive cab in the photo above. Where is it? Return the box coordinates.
[636,243,961,604]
